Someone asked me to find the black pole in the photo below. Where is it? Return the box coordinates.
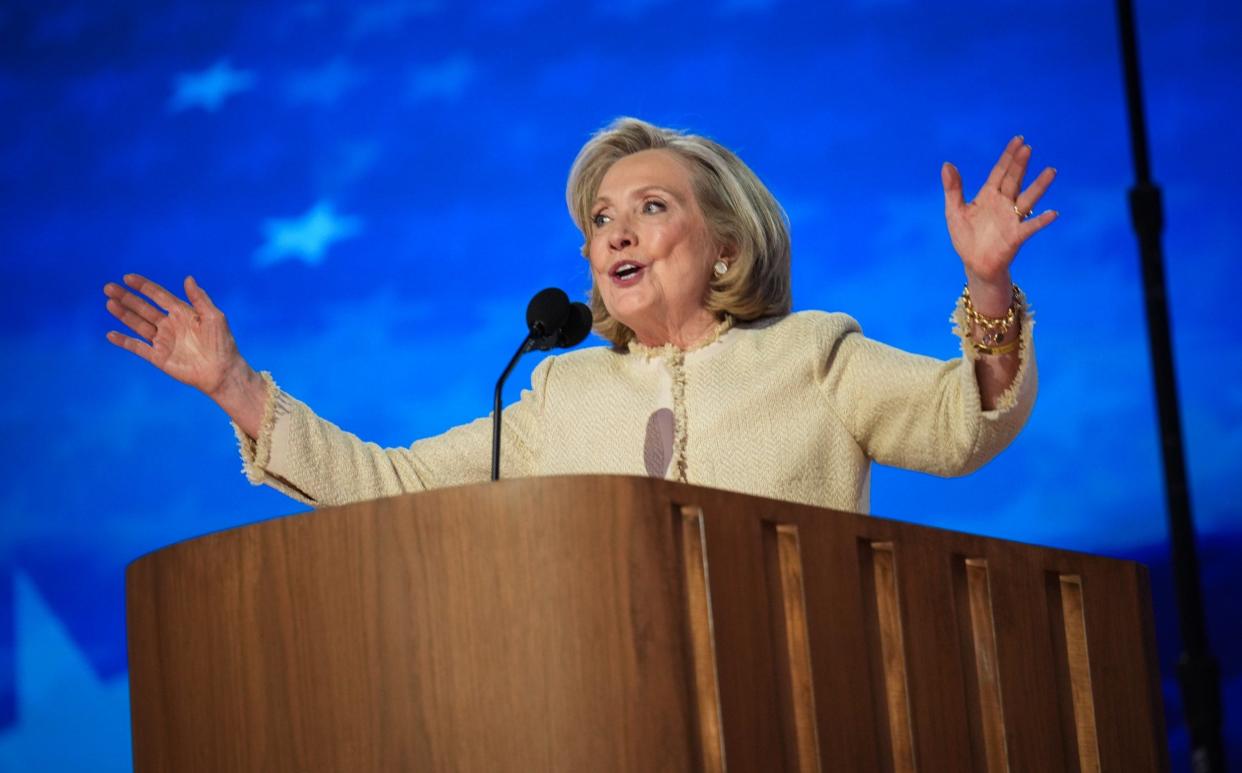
[1115,2,1225,770]
[492,336,533,481]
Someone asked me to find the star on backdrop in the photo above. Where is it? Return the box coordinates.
[254,201,364,267]
[168,59,256,113]
[0,576,131,772]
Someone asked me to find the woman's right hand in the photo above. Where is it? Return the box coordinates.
[104,274,267,437]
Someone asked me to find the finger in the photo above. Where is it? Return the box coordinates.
[106,298,158,340]
[1000,143,1032,200]
[123,273,187,314]
[104,282,164,327]
[184,275,220,314]
[941,162,966,213]
[106,330,157,365]
[981,135,1024,194]
[1019,209,1059,238]
[1015,166,1057,213]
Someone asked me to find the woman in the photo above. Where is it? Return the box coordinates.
[103,118,1056,512]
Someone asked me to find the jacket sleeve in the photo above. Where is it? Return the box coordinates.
[232,358,553,506]
[821,295,1037,477]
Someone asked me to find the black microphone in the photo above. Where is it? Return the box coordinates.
[557,302,593,348]
[492,288,592,481]
[525,287,572,351]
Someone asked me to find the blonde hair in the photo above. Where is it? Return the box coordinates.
[566,117,792,347]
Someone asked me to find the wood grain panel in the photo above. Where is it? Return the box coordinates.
[129,477,700,771]
[960,558,1009,773]
[984,549,1072,770]
[1059,575,1101,773]
[867,541,917,773]
[678,505,726,773]
[791,516,884,770]
[892,536,975,770]
[1077,563,1169,771]
[763,523,822,773]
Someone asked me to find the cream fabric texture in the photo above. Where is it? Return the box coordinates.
[234,308,1037,513]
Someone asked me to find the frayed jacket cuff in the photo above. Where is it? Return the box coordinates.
[950,288,1036,415]
[232,370,283,484]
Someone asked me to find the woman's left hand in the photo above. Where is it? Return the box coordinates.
[941,136,1057,313]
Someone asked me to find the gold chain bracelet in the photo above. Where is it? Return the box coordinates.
[962,284,1023,355]
[971,337,1022,356]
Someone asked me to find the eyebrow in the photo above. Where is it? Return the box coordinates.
[592,185,684,208]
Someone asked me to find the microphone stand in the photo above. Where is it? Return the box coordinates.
[492,335,535,482]
[1115,2,1224,769]
[491,289,588,482]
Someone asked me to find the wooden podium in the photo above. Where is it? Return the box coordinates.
[126,476,1167,771]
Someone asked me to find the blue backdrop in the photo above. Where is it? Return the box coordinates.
[1,1,1239,769]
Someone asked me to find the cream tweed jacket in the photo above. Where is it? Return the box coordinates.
[235,307,1036,514]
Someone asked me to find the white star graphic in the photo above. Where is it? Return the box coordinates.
[0,575,132,771]
[254,201,363,267]
[169,59,256,113]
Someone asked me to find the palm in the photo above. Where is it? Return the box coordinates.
[105,274,239,395]
[942,137,1057,285]
[151,310,235,391]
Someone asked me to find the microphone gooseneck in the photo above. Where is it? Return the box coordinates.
[492,288,591,481]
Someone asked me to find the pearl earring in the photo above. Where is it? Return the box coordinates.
[713,260,729,277]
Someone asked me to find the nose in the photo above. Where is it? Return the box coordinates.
[606,217,636,251]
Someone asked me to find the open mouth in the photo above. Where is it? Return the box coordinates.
[610,260,647,284]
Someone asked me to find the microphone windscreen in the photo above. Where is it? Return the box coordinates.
[526,288,570,337]
[558,302,593,348]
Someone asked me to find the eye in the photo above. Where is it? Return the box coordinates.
[591,211,611,227]
[642,199,666,214]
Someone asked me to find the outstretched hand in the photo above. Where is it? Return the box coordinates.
[105,274,268,437]
[104,274,243,398]
[942,136,1057,310]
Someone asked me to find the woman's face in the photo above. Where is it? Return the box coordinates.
[588,149,724,346]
